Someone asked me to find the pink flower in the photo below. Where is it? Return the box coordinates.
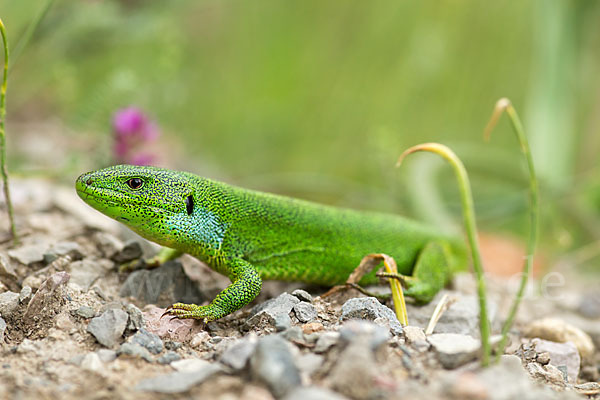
[112,107,160,165]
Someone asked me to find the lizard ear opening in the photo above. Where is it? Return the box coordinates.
[185,195,194,215]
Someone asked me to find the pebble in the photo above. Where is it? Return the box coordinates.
[427,333,480,369]
[0,252,17,279]
[46,241,83,260]
[246,293,300,331]
[403,325,430,351]
[340,297,403,336]
[339,320,389,352]
[283,386,349,400]
[119,261,204,307]
[76,306,96,319]
[524,317,595,364]
[118,342,153,363]
[68,259,105,291]
[165,341,183,351]
[93,232,124,259]
[19,286,32,304]
[293,302,318,323]
[0,291,20,318]
[111,240,143,263]
[8,243,48,265]
[130,328,164,354]
[190,331,210,348]
[280,326,304,343]
[314,331,340,353]
[532,338,580,383]
[295,353,324,377]
[301,322,324,334]
[81,352,104,373]
[220,335,258,371]
[126,303,144,331]
[291,289,313,302]
[96,349,117,362]
[526,362,567,389]
[135,362,223,393]
[250,335,301,398]
[157,351,181,365]
[87,308,129,348]
[0,317,6,342]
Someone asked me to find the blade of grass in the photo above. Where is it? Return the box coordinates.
[485,98,539,363]
[10,0,56,70]
[0,18,18,244]
[397,143,491,366]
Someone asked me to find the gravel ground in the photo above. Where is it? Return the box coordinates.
[0,178,598,400]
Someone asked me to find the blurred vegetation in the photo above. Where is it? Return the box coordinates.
[1,0,599,269]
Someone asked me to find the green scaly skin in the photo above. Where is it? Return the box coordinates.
[75,165,467,322]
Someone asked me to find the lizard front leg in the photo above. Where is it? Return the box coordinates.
[164,257,262,322]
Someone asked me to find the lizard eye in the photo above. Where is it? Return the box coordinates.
[126,178,144,190]
[185,195,194,215]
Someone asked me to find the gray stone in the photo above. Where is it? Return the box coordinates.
[328,337,380,399]
[126,303,144,331]
[526,362,567,389]
[130,328,163,354]
[250,335,301,398]
[428,333,480,369]
[0,291,20,318]
[403,325,430,351]
[87,309,129,348]
[171,358,213,372]
[283,386,349,400]
[280,326,304,343]
[118,342,153,363]
[68,259,104,291]
[220,335,258,371]
[295,353,324,376]
[8,243,47,265]
[291,289,313,302]
[0,252,17,279]
[0,317,6,342]
[46,242,83,260]
[81,352,104,372]
[293,302,318,323]
[94,232,123,259]
[112,240,143,263]
[157,351,181,365]
[246,292,300,330]
[135,363,223,393]
[19,286,32,304]
[314,331,340,353]
[96,349,117,362]
[119,261,204,307]
[339,320,389,351]
[76,306,96,319]
[165,341,183,351]
[23,272,70,319]
[532,338,580,383]
[340,297,402,336]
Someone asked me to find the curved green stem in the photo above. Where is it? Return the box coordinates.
[397,143,491,366]
[0,18,18,244]
[485,98,539,363]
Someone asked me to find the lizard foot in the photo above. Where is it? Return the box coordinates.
[161,302,218,323]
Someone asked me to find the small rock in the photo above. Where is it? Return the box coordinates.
[220,335,258,371]
[0,317,6,342]
[126,303,144,331]
[135,362,223,393]
[295,353,324,377]
[94,232,124,259]
[293,302,317,323]
[157,351,181,365]
[96,349,117,362]
[403,325,429,351]
[19,286,32,304]
[0,253,17,280]
[250,335,301,398]
[339,320,389,352]
[68,259,105,291]
[130,328,164,354]
[574,382,600,396]
[118,342,153,363]
[46,242,83,261]
[0,291,20,318]
[340,297,402,336]
[301,322,323,334]
[526,362,567,389]
[532,338,580,383]
[111,241,143,263]
[81,352,104,373]
[23,271,70,319]
[171,358,213,373]
[283,386,349,400]
[536,351,551,365]
[524,318,595,364]
[280,326,304,343]
[314,332,340,353]
[190,331,210,348]
[87,309,129,348]
[120,261,204,307]
[428,333,480,369]
[165,341,183,351]
[76,306,96,319]
[291,289,312,302]
[56,312,76,332]
[8,243,47,265]
[246,293,300,331]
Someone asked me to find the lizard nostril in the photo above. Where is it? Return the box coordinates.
[86,178,93,185]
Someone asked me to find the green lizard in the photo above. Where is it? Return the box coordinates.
[75,165,467,323]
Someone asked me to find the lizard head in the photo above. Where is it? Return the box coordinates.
[75,164,203,247]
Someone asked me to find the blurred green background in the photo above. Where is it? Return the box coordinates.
[1,0,600,269]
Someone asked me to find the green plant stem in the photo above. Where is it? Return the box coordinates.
[485,98,539,363]
[397,143,491,366]
[0,18,18,244]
